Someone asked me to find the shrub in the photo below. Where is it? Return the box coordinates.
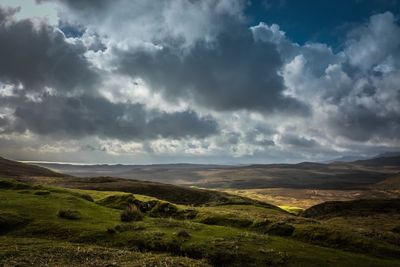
[0,179,31,190]
[149,202,178,218]
[175,209,198,220]
[137,200,159,213]
[177,229,191,238]
[251,219,273,232]
[57,209,81,220]
[107,227,117,234]
[120,204,143,222]
[266,222,295,236]
[97,194,137,209]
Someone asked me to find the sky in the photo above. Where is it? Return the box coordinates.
[0,0,399,164]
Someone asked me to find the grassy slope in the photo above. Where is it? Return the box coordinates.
[1,179,400,267]
[0,236,208,267]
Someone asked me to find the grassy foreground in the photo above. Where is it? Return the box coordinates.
[1,178,400,266]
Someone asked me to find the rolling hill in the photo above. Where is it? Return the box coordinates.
[32,156,400,190]
[0,156,66,178]
[0,156,275,207]
[1,156,400,266]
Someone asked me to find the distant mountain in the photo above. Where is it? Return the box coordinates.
[326,152,400,163]
[352,155,400,167]
[374,151,400,158]
[326,155,369,163]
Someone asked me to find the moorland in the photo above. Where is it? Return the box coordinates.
[1,155,400,266]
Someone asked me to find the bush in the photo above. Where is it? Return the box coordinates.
[0,179,31,190]
[97,194,137,209]
[137,200,159,213]
[177,229,191,238]
[251,219,273,233]
[149,202,178,218]
[107,227,117,234]
[57,209,81,220]
[120,204,143,222]
[266,222,295,236]
[175,209,198,220]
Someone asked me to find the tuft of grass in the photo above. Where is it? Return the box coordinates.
[120,204,143,222]
[57,209,81,220]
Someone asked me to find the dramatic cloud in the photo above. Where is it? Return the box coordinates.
[0,5,218,144]
[10,95,218,140]
[38,0,247,49]
[0,1,399,163]
[0,7,98,94]
[114,31,308,113]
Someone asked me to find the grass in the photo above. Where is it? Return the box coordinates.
[0,178,400,266]
[0,236,209,267]
[279,205,304,215]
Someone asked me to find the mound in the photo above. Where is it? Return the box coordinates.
[58,176,282,208]
[302,198,400,218]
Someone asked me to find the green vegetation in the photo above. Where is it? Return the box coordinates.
[120,204,143,222]
[1,177,400,266]
[57,209,82,220]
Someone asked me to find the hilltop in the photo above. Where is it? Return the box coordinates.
[0,156,66,178]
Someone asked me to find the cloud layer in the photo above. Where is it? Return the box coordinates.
[0,1,399,163]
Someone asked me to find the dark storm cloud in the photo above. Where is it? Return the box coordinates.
[45,0,307,113]
[12,95,218,140]
[115,29,308,114]
[0,116,9,129]
[280,134,318,148]
[0,7,97,93]
[0,6,218,142]
[328,105,400,142]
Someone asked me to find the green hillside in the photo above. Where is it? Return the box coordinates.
[1,178,400,266]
